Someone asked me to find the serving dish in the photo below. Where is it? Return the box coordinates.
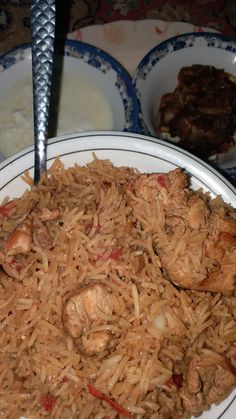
[0,40,139,161]
[133,32,236,177]
[0,131,235,419]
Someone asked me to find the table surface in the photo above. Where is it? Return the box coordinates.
[0,0,236,54]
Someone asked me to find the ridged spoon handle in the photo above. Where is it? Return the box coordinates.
[30,0,56,184]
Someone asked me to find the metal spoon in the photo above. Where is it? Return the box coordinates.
[30,0,56,184]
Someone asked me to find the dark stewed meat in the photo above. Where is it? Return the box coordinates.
[158,65,236,159]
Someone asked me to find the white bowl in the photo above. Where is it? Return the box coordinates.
[133,32,236,178]
[0,40,139,161]
[0,131,235,419]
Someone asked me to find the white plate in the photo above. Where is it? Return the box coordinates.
[69,19,218,76]
[0,131,235,419]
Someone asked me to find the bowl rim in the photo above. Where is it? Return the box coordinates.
[0,39,140,133]
[133,31,236,81]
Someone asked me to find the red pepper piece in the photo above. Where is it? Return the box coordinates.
[103,181,112,187]
[88,383,133,417]
[62,375,70,383]
[0,200,16,215]
[41,393,56,412]
[85,223,101,234]
[157,175,166,188]
[93,248,122,262]
[172,372,183,388]
[95,223,101,233]
[110,249,122,261]
[10,259,24,272]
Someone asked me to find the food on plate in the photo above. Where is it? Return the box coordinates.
[127,169,236,293]
[0,72,113,158]
[62,283,117,355]
[0,158,235,418]
[158,65,236,159]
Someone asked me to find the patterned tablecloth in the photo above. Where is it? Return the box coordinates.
[0,0,236,54]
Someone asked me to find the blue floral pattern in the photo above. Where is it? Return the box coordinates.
[134,32,236,83]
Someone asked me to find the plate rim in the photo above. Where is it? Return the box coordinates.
[133,31,236,78]
[0,131,235,197]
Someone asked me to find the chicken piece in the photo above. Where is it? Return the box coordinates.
[3,219,32,256]
[1,260,24,280]
[185,193,209,230]
[180,356,236,415]
[126,168,188,211]
[163,207,236,293]
[33,218,52,248]
[33,207,59,221]
[0,252,27,280]
[81,331,110,355]
[62,283,115,354]
[31,208,59,248]
[199,212,236,293]
[127,170,235,293]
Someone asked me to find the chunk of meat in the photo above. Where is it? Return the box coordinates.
[3,219,32,256]
[126,168,188,211]
[180,356,236,415]
[81,331,110,355]
[0,253,27,280]
[127,170,236,293]
[199,213,236,292]
[62,283,115,354]
[158,65,236,159]
[163,207,236,293]
[185,194,209,229]
[33,218,52,248]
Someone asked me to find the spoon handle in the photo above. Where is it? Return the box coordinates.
[30,0,56,184]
